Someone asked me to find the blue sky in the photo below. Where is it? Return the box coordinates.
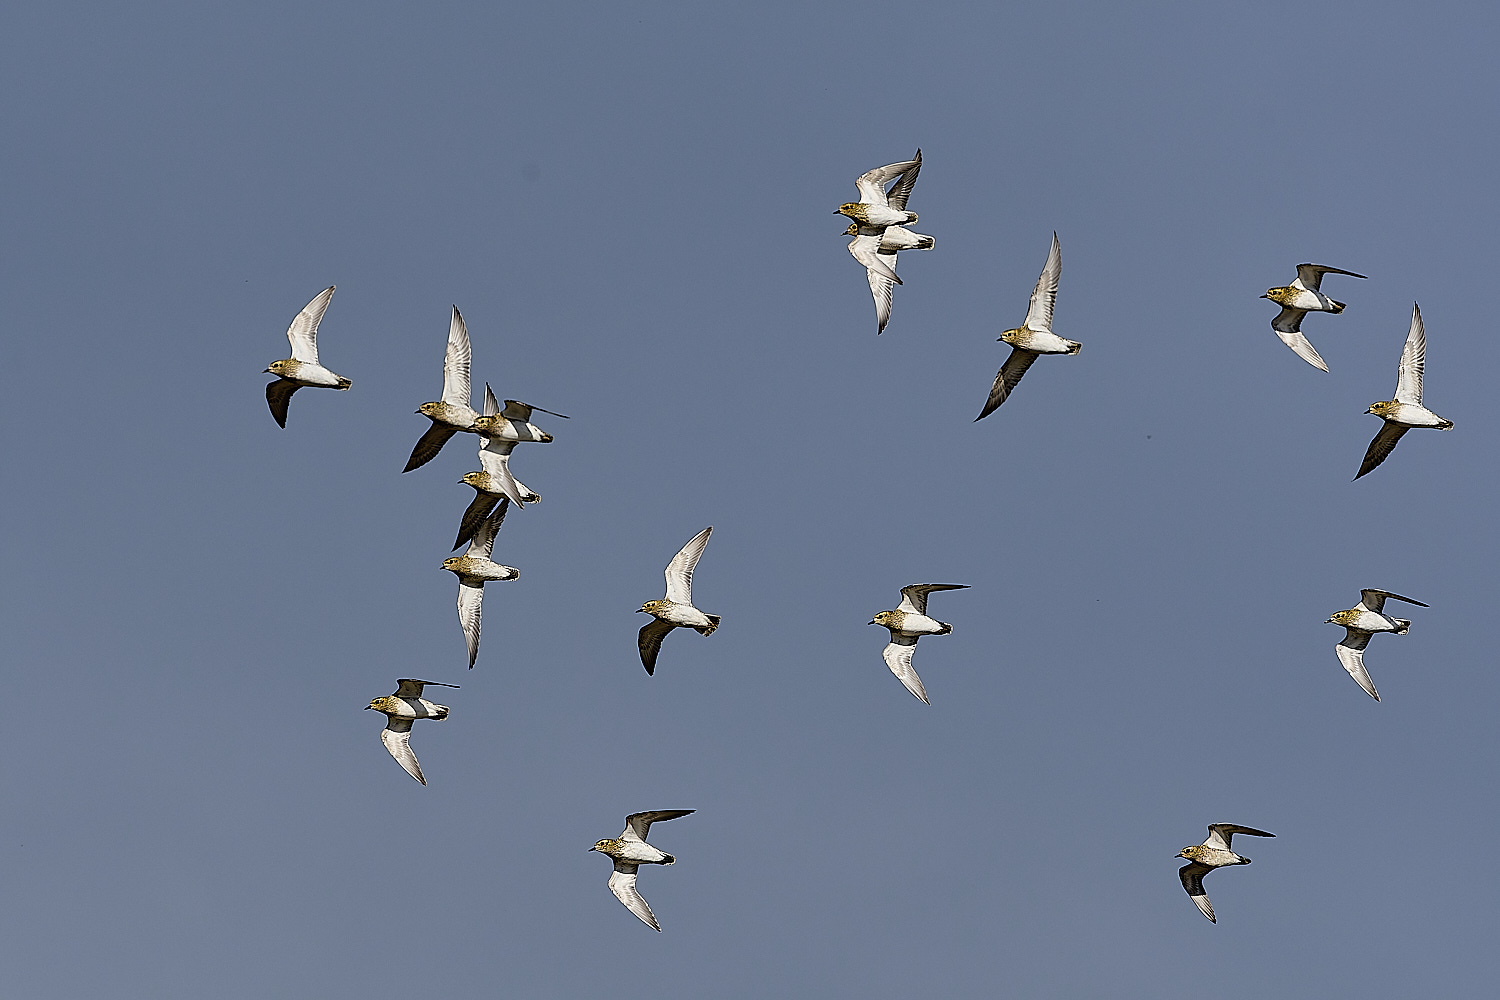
[3,2,1497,996]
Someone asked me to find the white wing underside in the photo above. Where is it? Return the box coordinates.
[441,306,472,406]
[457,581,484,669]
[896,583,966,615]
[849,235,901,285]
[286,286,334,363]
[882,636,929,705]
[1203,824,1274,851]
[1395,303,1425,404]
[853,156,920,205]
[664,526,712,604]
[1270,308,1328,372]
[608,866,660,931]
[866,252,897,332]
[1022,233,1061,332]
[1336,633,1379,700]
[380,719,425,784]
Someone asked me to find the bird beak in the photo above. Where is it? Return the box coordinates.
[363,705,371,710]
[1258,294,1268,299]
[867,620,877,625]
[263,367,274,374]
[588,846,598,852]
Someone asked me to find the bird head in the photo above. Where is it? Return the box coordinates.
[417,401,444,418]
[843,222,859,237]
[639,600,667,615]
[870,611,900,628]
[441,556,463,571]
[1262,286,1295,305]
[265,360,293,377]
[368,695,399,713]
[591,839,620,855]
[835,203,867,223]
[1367,400,1397,417]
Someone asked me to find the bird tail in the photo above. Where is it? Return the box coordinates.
[1329,299,1347,314]
[658,852,676,865]
[1392,618,1411,634]
[915,235,935,250]
[1065,340,1082,355]
[935,621,953,635]
[336,377,352,389]
[428,704,450,720]
[694,615,721,637]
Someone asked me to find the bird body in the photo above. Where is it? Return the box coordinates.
[840,151,930,333]
[1355,304,1452,479]
[442,502,519,668]
[870,583,969,704]
[264,286,352,427]
[636,527,718,675]
[1175,823,1275,923]
[590,810,694,931]
[1261,263,1366,372]
[977,233,1075,420]
[404,306,482,472]
[366,678,458,785]
[1326,589,1427,701]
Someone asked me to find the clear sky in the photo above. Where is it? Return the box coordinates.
[4,2,1497,997]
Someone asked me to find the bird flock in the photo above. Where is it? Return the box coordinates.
[262,150,1454,929]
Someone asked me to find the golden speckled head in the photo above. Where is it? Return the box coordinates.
[870,610,901,628]
[1327,609,1359,625]
[266,359,295,376]
[639,599,670,615]
[591,838,622,854]
[836,203,868,223]
[1367,400,1398,417]
[1263,286,1295,305]
[368,695,401,713]
[460,471,485,488]
[843,222,859,236]
[442,556,464,571]
[417,401,444,417]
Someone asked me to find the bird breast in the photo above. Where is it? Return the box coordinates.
[453,558,520,583]
[1002,328,1075,354]
[1379,402,1452,429]
[651,601,713,628]
[894,613,949,637]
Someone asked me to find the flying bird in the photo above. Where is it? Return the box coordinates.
[835,152,922,230]
[453,383,545,549]
[404,306,482,472]
[840,150,935,333]
[1261,263,1367,372]
[366,678,458,785]
[869,584,969,704]
[1326,588,1428,701]
[976,233,1078,420]
[441,501,520,668]
[1355,303,1453,479]
[590,810,695,931]
[264,285,351,427]
[637,527,719,676]
[1175,824,1275,923]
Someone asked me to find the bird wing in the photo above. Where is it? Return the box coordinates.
[265,379,300,428]
[1204,824,1275,850]
[866,251,898,333]
[1294,263,1366,292]
[286,285,335,363]
[380,719,425,785]
[1360,589,1427,611]
[638,619,677,676]
[1270,308,1329,372]
[477,440,529,507]
[503,399,569,420]
[1336,631,1379,700]
[848,235,902,285]
[976,347,1040,420]
[882,149,921,211]
[896,583,968,615]
[623,810,695,842]
[853,156,920,205]
[664,526,712,605]
[466,498,510,560]
[453,490,503,551]
[882,635,929,705]
[457,579,484,669]
[1022,232,1061,333]
[404,423,459,473]
[441,306,472,407]
[607,865,659,931]
[395,678,458,698]
[482,382,500,417]
[1178,863,1215,922]
[1354,422,1408,480]
[1394,303,1425,404]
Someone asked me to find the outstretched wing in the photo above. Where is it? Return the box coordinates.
[638,619,676,676]
[624,810,695,842]
[883,149,922,211]
[607,864,660,931]
[976,347,1040,420]
[882,635,929,705]
[1359,589,1427,613]
[441,306,472,407]
[457,580,484,669]
[853,155,920,205]
[866,251,898,333]
[404,422,459,473]
[664,526,713,605]
[503,399,569,420]
[1270,308,1329,373]
[1179,862,1215,922]
[1354,423,1408,480]
[1295,263,1366,292]
[453,490,503,551]
[1336,632,1379,701]
[466,498,510,560]
[1022,233,1061,332]
[380,718,425,785]
[265,379,300,428]
[1394,303,1425,404]
[1204,824,1275,851]
[286,285,335,363]
[896,583,968,616]
[395,678,458,698]
[849,234,902,286]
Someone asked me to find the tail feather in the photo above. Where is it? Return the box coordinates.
[336,377,352,389]
[694,614,721,637]
[658,852,676,865]
[915,236,935,250]
[1330,299,1347,313]
[1393,618,1411,634]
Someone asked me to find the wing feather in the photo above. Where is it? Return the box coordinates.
[265,379,299,428]
[882,636,929,704]
[380,719,425,784]
[1022,233,1061,332]
[457,580,484,669]
[441,306,472,407]
[866,252,897,333]
[624,810,695,842]
[976,348,1039,419]
[286,286,334,363]
[1336,633,1379,700]
[404,423,459,472]
[638,619,676,676]
[1354,423,1408,479]
[1394,303,1425,404]
[848,235,902,285]
[664,526,712,605]
[607,866,660,931]
[882,149,921,211]
[1178,863,1215,922]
